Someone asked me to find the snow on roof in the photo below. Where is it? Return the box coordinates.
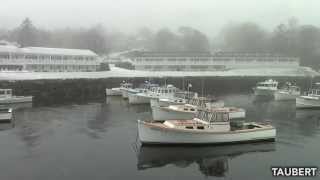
[0,45,97,56]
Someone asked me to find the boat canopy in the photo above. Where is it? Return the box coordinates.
[257,79,278,87]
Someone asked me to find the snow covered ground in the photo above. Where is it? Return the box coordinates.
[0,65,317,80]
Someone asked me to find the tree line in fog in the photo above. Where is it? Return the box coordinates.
[0,17,320,68]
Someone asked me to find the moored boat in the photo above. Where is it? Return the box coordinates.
[274,82,300,101]
[128,84,179,105]
[149,91,196,107]
[106,82,132,96]
[0,89,32,104]
[138,110,276,145]
[296,83,320,109]
[253,79,278,97]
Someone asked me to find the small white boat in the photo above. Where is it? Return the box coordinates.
[128,85,179,105]
[274,82,300,101]
[138,110,276,145]
[0,108,12,123]
[127,83,159,104]
[253,79,278,97]
[150,91,196,107]
[296,83,320,109]
[152,104,245,120]
[106,82,132,96]
[0,89,32,104]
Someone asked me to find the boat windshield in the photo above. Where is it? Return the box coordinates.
[257,83,277,87]
[310,89,320,95]
[0,89,11,95]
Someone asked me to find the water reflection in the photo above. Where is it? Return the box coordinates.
[0,121,14,131]
[137,142,275,177]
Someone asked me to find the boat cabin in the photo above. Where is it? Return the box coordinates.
[120,83,133,89]
[0,89,12,98]
[141,83,159,89]
[256,79,278,88]
[187,97,212,108]
[282,83,300,93]
[149,84,178,96]
[163,110,231,132]
[308,83,320,97]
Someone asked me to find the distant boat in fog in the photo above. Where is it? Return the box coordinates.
[106,82,132,96]
[128,84,179,105]
[274,82,300,101]
[296,82,320,109]
[0,89,32,104]
[253,79,278,97]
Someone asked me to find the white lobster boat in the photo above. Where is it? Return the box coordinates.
[150,91,196,107]
[253,79,278,97]
[274,82,300,101]
[0,89,33,104]
[152,104,245,120]
[128,85,178,104]
[296,83,320,109]
[138,110,276,145]
[106,82,132,96]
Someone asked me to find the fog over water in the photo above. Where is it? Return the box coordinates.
[0,0,319,35]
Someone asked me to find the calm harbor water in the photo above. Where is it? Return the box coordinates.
[0,93,320,180]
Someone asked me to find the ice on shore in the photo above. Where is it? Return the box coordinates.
[0,66,317,80]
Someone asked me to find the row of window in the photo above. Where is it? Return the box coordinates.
[0,54,96,61]
[136,58,298,62]
[142,65,226,70]
[26,64,98,72]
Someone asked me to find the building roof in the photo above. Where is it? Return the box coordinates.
[213,51,294,58]
[0,45,97,56]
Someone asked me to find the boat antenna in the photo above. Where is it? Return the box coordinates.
[182,76,185,91]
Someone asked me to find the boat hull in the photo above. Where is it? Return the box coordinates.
[138,120,276,145]
[0,96,33,104]
[106,88,122,96]
[274,91,299,101]
[128,94,151,104]
[253,88,276,97]
[121,89,129,99]
[296,96,320,109]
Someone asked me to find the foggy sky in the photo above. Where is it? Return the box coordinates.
[0,0,318,35]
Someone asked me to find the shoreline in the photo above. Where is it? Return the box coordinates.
[0,66,317,81]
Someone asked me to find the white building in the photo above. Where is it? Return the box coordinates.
[0,43,99,72]
[132,51,300,71]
